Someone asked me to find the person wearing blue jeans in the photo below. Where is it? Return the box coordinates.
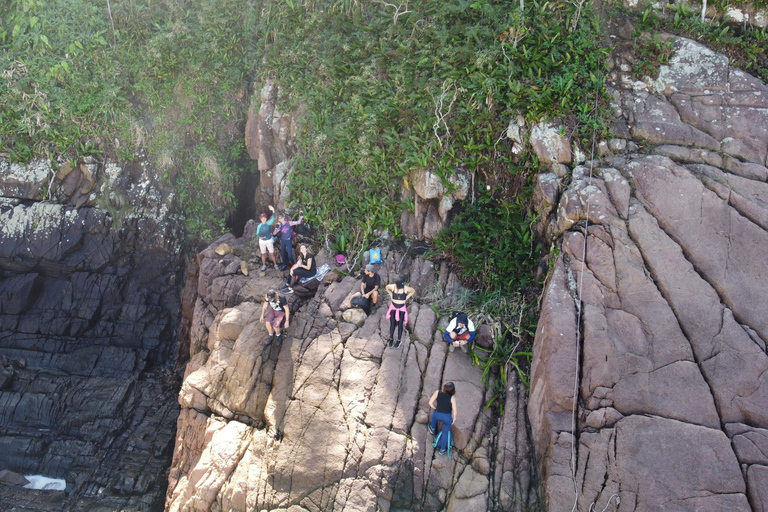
[428,382,458,454]
[273,211,304,270]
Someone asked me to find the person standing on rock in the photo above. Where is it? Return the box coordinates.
[385,279,415,349]
[443,312,475,353]
[428,381,457,454]
[255,205,278,271]
[273,211,303,270]
[283,243,316,292]
[260,289,290,346]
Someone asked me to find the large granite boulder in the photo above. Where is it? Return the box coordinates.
[165,238,539,511]
[529,37,768,511]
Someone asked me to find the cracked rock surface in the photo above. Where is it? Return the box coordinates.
[0,156,185,510]
[529,38,768,511]
[166,235,538,511]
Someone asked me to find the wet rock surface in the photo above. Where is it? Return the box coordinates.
[165,235,539,511]
[0,156,185,511]
[529,38,768,511]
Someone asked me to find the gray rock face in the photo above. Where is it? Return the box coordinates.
[165,239,539,511]
[0,156,185,510]
[530,38,768,511]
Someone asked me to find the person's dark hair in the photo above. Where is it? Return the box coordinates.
[442,382,455,396]
[267,289,278,299]
[396,279,404,288]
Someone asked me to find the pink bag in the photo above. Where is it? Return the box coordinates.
[335,254,346,267]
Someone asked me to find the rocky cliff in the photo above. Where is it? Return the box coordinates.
[529,37,768,510]
[0,154,185,510]
[165,238,538,511]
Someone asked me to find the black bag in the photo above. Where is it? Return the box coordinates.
[351,296,371,315]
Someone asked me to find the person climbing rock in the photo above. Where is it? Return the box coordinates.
[283,244,316,292]
[273,211,303,270]
[385,279,415,349]
[260,289,290,346]
[255,205,278,271]
[428,381,457,454]
[443,312,476,353]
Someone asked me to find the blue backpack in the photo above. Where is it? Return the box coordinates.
[369,248,382,264]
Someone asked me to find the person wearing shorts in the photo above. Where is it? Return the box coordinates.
[256,205,278,271]
[260,289,290,346]
[443,312,476,353]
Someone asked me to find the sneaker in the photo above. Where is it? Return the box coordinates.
[387,338,394,348]
[274,264,280,270]
[280,265,288,271]
[276,333,283,346]
[460,344,468,354]
[283,287,294,295]
[440,448,447,454]
[266,333,274,346]
[448,344,455,353]
[394,339,401,349]
[260,264,267,271]
[428,426,436,435]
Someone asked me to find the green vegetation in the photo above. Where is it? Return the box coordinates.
[257,0,610,245]
[632,3,768,83]
[0,0,255,239]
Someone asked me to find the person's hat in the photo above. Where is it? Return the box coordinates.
[365,264,375,272]
[259,212,267,218]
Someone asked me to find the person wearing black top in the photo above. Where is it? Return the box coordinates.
[428,382,458,454]
[384,279,416,348]
[259,289,290,346]
[284,244,316,291]
[359,264,381,307]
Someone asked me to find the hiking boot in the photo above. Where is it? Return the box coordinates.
[448,344,455,353]
[460,344,468,354]
[260,264,267,271]
[394,339,402,349]
[266,333,274,346]
[276,333,283,346]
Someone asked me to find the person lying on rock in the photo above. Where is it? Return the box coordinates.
[283,244,316,293]
[443,312,476,353]
[272,211,303,271]
[385,279,415,349]
[428,381,457,454]
[353,264,380,309]
[260,289,290,346]
[256,205,278,271]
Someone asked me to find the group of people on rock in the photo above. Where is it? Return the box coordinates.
[253,205,303,273]
[252,209,473,455]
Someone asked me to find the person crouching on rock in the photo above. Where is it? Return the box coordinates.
[443,312,476,353]
[428,381,457,454]
[357,264,380,309]
[284,244,316,292]
[385,279,415,349]
[260,289,290,346]
[256,205,278,271]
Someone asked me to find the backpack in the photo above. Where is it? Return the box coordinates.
[369,248,382,264]
[335,254,346,267]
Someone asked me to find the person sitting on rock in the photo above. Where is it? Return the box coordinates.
[428,381,457,455]
[443,312,476,353]
[354,264,380,309]
[283,244,316,292]
[273,210,303,271]
[255,205,278,271]
[260,289,290,346]
[385,279,415,349]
